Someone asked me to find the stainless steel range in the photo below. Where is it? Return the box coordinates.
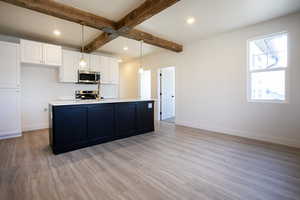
[75,90,99,100]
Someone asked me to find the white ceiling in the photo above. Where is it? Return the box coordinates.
[0,2,101,49]
[137,0,300,44]
[0,0,300,60]
[56,0,145,21]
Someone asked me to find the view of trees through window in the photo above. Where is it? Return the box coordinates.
[248,32,287,101]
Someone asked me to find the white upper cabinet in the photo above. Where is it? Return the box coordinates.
[20,39,62,66]
[20,39,43,65]
[99,56,119,84]
[59,49,119,84]
[43,44,62,66]
[0,41,20,88]
[110,58,119,84]
[90,54,101,72]
[100,56,110,84]
[59,50,78,83]
[78,53,90,71]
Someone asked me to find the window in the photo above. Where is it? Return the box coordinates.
[140,70,151,99]
[247,32,288,102]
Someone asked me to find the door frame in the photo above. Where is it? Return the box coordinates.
[157,66,176,121]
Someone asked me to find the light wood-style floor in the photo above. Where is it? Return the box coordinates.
[1,122,300,200]
[162,117,175,123]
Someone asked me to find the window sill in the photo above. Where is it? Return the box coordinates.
[247,99,289,104]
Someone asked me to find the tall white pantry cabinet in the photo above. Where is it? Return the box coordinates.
[0,41,21,139]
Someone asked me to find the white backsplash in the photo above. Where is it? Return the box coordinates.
[21,65,119,131]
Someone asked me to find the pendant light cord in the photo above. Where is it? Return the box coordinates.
[140,40,143,68]
[81,24,84,53]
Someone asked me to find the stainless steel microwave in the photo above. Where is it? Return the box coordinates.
[78,70,100,84]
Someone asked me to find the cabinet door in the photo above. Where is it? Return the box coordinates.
[116,103,137,137]
[0,42,20,88]
[110,58,119,84]
[43,44,62,66]
[87,104,115,140]
[0,89,21,138]
[60,50,78,82]
[90,54,101,72]
[20,39,43,64]
[76,52,90,71]
[53,106,87,146]
[100,56,110,83]
[137,102,154,133]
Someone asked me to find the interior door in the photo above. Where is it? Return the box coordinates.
[161,67,175,120]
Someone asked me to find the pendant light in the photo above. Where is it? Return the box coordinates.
[139,40,144,74]
[79,24,87,67]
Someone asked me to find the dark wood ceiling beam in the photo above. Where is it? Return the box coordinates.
[0,0,183,53]
[120,29,183,52]
[116,0,180,32]
[84,32,118,53]
[0,0,116,32]
[84,0,182,53]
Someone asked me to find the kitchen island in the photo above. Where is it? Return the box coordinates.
[49,99,155,154]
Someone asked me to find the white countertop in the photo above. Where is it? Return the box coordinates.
[49,98,156,106]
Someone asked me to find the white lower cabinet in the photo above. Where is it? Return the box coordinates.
[0,89,21,138]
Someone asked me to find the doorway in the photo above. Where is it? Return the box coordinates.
[159,67,175,123]
[139,70,151,99]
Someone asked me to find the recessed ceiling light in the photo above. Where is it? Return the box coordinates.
[186,17,195,25]
[123,46,129,51]
[53,29,61,36]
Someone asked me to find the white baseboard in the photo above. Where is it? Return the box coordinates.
[176,120,300,148]
[22,123,49,132]
[0,133,22,140]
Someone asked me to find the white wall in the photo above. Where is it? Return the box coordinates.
[0,34,119,132]
[120,12,300,148]
[21,65,118,131]
[119,61,139,98]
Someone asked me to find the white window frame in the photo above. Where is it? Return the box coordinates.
[247,31,289,104]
